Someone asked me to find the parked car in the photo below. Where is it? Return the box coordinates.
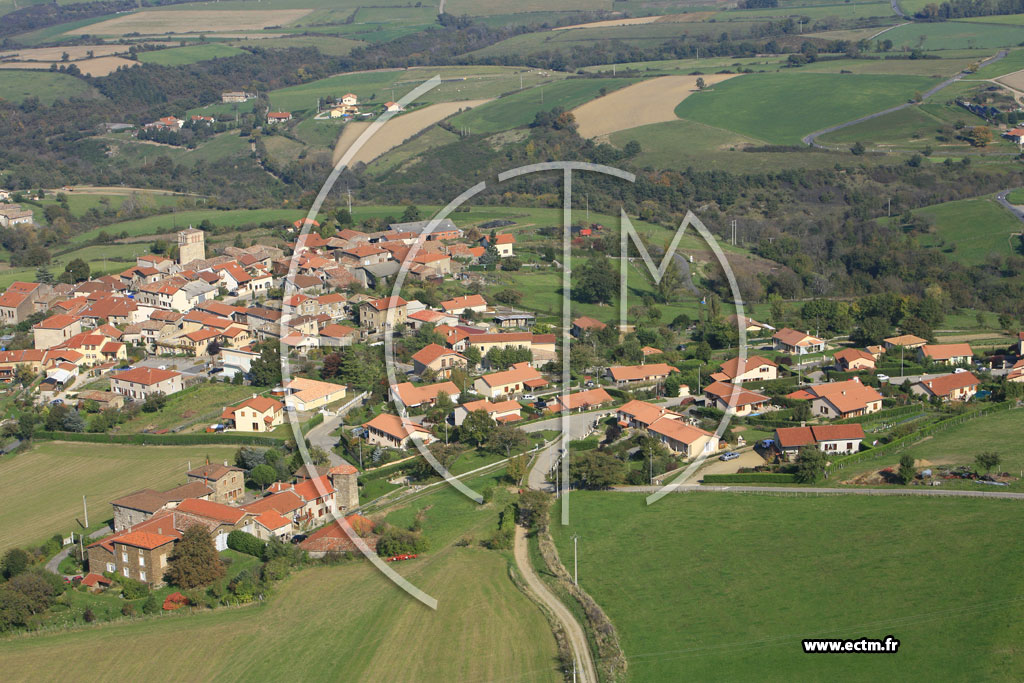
[719,451,740,461]
[877,374,890,383]
[521,394,535,401]
[759,439,775,449]
[290,534,307,544]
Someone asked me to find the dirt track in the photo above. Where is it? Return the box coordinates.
[571,74,740,139]
[332,99,489,166]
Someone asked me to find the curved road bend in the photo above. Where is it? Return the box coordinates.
[996,188,1024,222]
[891,0,906,18]
[802,50,1008,149]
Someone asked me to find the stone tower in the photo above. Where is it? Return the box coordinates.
[329,464,359,512]
[177,227,205,266]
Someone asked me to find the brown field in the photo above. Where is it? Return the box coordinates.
[0,45,127,61]
[996,68,1024,93]
[65,9,312,36]
[333,99,489,166]
[571,73,740,138]
[0,57,135,77]
[554,12,717,30]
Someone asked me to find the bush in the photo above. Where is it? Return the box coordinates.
[262,557,291,582]
[702,473,799,484]
[141,592,160,614]
[376,525,428,557]
[82,607,95,623]
[227,530,266,558]
[120,577,149,600]
[121,603,135,617]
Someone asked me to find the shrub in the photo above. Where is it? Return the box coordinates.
[227,530,266,558]
[376,525,428,557]
[262,557,291,582]
[702,473,799,484]
[120,576,149,600]
[141,592,160,615]
[82,607,95,623]
[120,603,135,617]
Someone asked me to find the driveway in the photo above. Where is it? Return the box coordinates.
[523,411,612,492]
[677,447,764,484]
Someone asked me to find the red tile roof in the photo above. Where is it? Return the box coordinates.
[175,498,247,524]
[110,367,180,386]
[113,531,177,550]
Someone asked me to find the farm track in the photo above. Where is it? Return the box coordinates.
[802,49,1008,149]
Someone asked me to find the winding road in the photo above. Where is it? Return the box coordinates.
[802,50,1008,149]
[995,188,1024,222]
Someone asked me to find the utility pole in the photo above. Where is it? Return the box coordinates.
[888,197,892,217]
[585,193,589,222]
[346,185,352,214]
[572,534,578,586]
[83,495,88,528]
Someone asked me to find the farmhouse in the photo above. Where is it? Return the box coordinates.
[481,233,515,257]
[452,398,522,426]
[411,343,467,378]
[0,204,34,227]
[110,481,212,531]
[911,372,980,402]
[186,462,245,504]
[773,424,865,460]
[724,314,774,334]
[0,290,34,325]
[267,112,292,123]
[772,328,825,355]
[222,91,254,103]
[221,396,284,432]
[473,362,547,399]
[389,380,460,408]
[571,316,607,337]
[710,355,777,384]
[109,367,183,401]
[362,412,437,449]
[299,515,380,557]
[607,363,677,387]
[918,343,973,366]
[388,218,462,241]
[833,348,876,372]
[702,381,771,416]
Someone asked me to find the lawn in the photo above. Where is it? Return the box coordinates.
[911,195,1023,266]
[881,20,1024,51]
[70,208,304,245]
[449,78,639,134]
[674,72,940,144]
[136,43,246,66]
[112,384,262,434]
[0,441,238,553]
[1007,189,1024,205]
[0,70,99,105]
[551,492,1024,681]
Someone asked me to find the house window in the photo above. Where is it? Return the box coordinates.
[122,552,128,562]
[122,567,129,577]
[139,571,146,582]
[160,555,167,568]
[139,556,145,567]
[106,562,115,573]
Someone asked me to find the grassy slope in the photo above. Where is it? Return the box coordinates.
[0,70,98,104]
[674,72,940,145]
[0,442,238,552]
[450,78,639,133]
[70,208,304,245]
[113,384,259,434]
[136,44,246,66]
[551,492,1024,681]
[912,195,1022,265]
[881,20,1024,50]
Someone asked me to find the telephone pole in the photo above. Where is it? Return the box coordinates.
[83,495,88,528]
[572,534,579,585]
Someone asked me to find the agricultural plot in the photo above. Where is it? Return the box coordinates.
[571,74,739,138]
[880,20,1024,51]
[0,70,98,104]
[0,442,238,553]
[0,45,127,61]
[70,208,304,246]
[451,78,638,134]
[911,196,1023,266]
[0,57,135,77]
[367,125,461,176]
[719,0,895,21]
[551,492,1024,681]
[65,9,312,36]
[960,12,1024,25]
[136,44,247,66]
[674,72,940,144]
[817,105,977,151]
[445,0,607,14]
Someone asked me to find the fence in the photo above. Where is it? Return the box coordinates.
[703,473,799,484]
[825,402,1014,473]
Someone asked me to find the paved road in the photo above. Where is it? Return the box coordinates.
[802,50,1008,149]
[45,525,113,577]
[523,411,611,491]
[614,484,1024,498]
[995,188,1024,223]
[890,0,905,18]
[513,526,597,683]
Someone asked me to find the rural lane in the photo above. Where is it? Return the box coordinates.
[995,188,1024,223]
[802,50,1008,149]
[45,525,113,577]
[890,0,906,18]
[513,526,598,683]
[613,484,1024,498]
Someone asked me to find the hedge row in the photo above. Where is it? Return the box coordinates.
[703,473,799,484]
[826,402,1014,473]
[835,404,923,425]
[35,430,284,447]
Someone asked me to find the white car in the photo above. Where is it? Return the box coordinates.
[877,374,890,383]
[521,394,536,401]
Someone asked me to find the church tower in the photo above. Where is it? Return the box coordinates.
[177,227,205,265]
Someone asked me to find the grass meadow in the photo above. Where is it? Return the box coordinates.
[136,43,246,66]
[550,492,1024,681]
[911,196,1023,266]
[0,70,98,104]
[0,441,238,553]
[674,72,940,144]
[881,20,1024,51]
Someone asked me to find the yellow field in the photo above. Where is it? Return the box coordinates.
[0,45,128,61]
[0,57,136,77]
[0,545,560,681]
[571,73,740,138]
[333,99,490,166]
[555,12,717,30]
[65,9,312,36]
[0,441,239,552]
[996,68,1024,92]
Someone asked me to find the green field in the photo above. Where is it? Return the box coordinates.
[0,70,99,104]
[1007,189,1024,204]
[881,20,1024,51]
[70,208,304,245]
[719,0,896,21]
[0,441,239,553]
[961,12,1024,25]
[551,492,1024,681]
[835,406,1024,488]
[136,43,246,66]
[973,47,1024,78]
[911,196,1022,265]
[113,384,262,435]
[674,72,940,144]
[450,78,639,134]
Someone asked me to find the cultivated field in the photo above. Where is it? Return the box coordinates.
[333,100,489,166]
[880,20,1024,50]
[674,72,940,145]
[0,57,135,77]
[0,70,97,104]
[0,45,127,61]
[65,9,312,36]
[996,68,1024,93]
[550,492,1024,681]
[554,13,716,30]
[571,74,739,138]
[0,442,238,553]
[912,196,1024,265]
[136,44,246,66]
